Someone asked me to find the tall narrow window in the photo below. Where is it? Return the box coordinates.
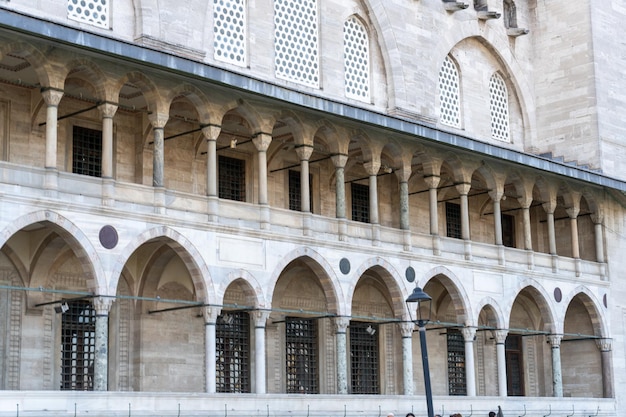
[216,311,250,393]
[351,182,370,223]
[218,155,246,201]
[505,334,525,396]
[72,126,102,177]
[285,317,318,394]
[447,328,466,395]
[446,202,462,239]
[502,213,516,248]
[274,0,319,87]
[288,170,313,212]
[343,17,370,102]
[67,0,109,28]
[503,0,518,28]
[438,56,461,128]
[60,301,95,391]
[489,73,510,141]
[349,322,379,394]
[213,0,247,66]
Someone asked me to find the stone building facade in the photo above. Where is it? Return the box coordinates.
[0,0,624,416]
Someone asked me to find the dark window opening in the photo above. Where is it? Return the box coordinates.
[502,213,516,248]
[285,317,318,394]
[72,126,102,177]
[60,300,95,391]
[447,328,466,395]
[219,155,246,201]
[351,182,370,223]
[349,321,379,394]
[288,170,313,212]
[446,202,462,239]
[505,334,525,396]
[216,311,250,393]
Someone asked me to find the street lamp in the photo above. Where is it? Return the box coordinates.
[406,286,434,417]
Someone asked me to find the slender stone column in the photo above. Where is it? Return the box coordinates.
[332,154,348,240]
[148,113,169,188]
[252,310,270,394]
[202,125,221,197]
[494,330,508,397]
[518,198,533,251]
[566,207,580,259]
[424,176,440,235]
[455,183,471,240]
[93,297,113,391]
[548,334,563,397]
[542,202,557,255]
[461,327,477,396]
[591,213,605,263]
[597,339,613,398]
[334,317,350,394]
[252,133,272,205]
[295,145,314,213]
[363,160,381,225]
[41,89,64,190]
[399,180,409,230]
[204,307,219,393]
[399,322,415,395]
[98,103,118,178]
[489,191,504,246]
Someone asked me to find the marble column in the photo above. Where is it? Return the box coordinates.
[518,198,533,251]
[566,206,580,259]
[461,327,477,396]
[489,191,504,246]
[597,339,613,398]
[334,317,350,394]
[399,322,415,395]
[41,88,64,190]
[252,133,272,228]
[494,330,508,397]
[424,175,441,255]
[331,154,348,239]
[99,103,118,206]
[591,213,605,263]
[363,160,380,225]
[204,307,219,393]
[252,310,270,394]
[202,125,221,222]
[542,202,557,255]
[548,334,563,397]
[93,297,113,391]
[148,113,169,188]
[456,182,472,259]
[296,145,314,213]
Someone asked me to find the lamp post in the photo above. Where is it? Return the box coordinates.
[406,286,434,417]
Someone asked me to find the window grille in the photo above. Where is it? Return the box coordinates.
[343,17,370,102]
[505,334,525,395]
[502,213,516,248]
[447,328,466,395]
[489,73,510,141]
[285,317,318,394]
[446,202,462,239]
[351,182,370,223]
[274,0,319,87]
[219,155,246,201]
[213,0,247,66]
[72,126,102,177]
[216,311,250,393]
[438,56,461,128]
[60,300,95,391]
[349,322,379,394]
[67,0,109,29]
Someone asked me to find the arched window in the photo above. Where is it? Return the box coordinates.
[489,73,510,141]
[67,0,109,28]
[274,0,319,87]
[213,0,247,66]
[438,56,461,128]
[503,0,518,29]
[343,16,370,102]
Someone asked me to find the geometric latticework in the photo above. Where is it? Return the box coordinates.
[438,55,461,128]
[489,72,510,141]
[67,0,109,29]
[343,16,370,102]
[213,0,247,66]
[274,0,319,87]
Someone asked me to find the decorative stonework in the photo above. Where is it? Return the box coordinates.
[489,73,510,141]
[343,17,370,102]
[67,0,109,29]
[213,0,247,66]
[438,55,461,128]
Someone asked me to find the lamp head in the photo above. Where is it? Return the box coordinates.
[405,286,432,325]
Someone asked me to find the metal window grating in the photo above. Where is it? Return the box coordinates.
[349,322,379,394]
[285,317,318,394]
[489,72,510,141]
[447,328,466,395]
[60,300,95,391]
[343,16,370,102]
[213,0,247,66]
[219,155,246,201]
[351,182,370,223]
[216,311,250,393]
[67,0,109,29]
[72,126,102,178]
[438,55,461,128]
[446,202,462,239]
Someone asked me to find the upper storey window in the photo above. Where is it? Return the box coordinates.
[67,0,109,29]
[214,0,247,66]
[274,0,319,88]
[343,17,370,102]
[438,56,461,128]
[489,73,510,141]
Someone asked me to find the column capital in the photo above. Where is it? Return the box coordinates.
[493,329,508,344]
[41,88,64,107]
[203,306,220,323]
[542,199,557,214]
[295,144,314,161]
[334,316,350,333]
[252,132,272,152]
[98,102,118,119]
[590,211,604,225]
[455,182,471,195]
[461,326,477,342]
[202,124,221,141]
[251,309,271,327]
[596,338,612,352]
[148,112,169,129]
[363,160,381,176]
[488,190,504,202]
[331,153,348,168]
[547,334,563,347]
[93,297,113,315]
[565,206,580,219]
[398,321,415,338]
[423,175,440,189]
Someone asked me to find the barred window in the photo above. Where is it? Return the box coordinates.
[213,0,247,66]
[285,317,318,394]
[343,16,370,102]
[447,328,466,395]
[219,155,246,201]
[502,213,516,248]
[506,334,525,396]
[67,0,109,29]
[489,73,510,141]
[216,312,250,393]
[446,202,462,239]
[288,170,313,212]
[349,322,379,394]
[274,0,319,87]
[438,56,461,128]
[72,126,102,177]
[351,182,370,223]
[60,300,95,391]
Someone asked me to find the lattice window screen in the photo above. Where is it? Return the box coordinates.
[274,0,319,87]
[489,73,510,141]
[67,0,109,29]
[438,56,461,128]
[343,17,370,102]
[214,0,247,66]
